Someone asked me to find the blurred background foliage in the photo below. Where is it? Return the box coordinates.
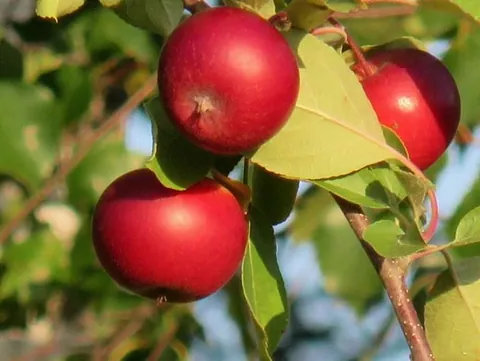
[1,0,480,360]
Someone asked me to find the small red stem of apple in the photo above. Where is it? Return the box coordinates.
[328,17,377,78]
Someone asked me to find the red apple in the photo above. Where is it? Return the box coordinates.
[355,48,461,170]
[91,169,248,303]
[157,6,299,155]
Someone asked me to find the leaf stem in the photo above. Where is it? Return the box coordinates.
[0,75,157,245]
[329,17,376,77]
[333,195,435,361]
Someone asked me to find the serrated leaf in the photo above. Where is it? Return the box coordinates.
[363,219,425,257]
[0,228,69,302]
[100,0,184,37]
[36,0,85,19]
[425,257,480,361]
[144,97,215,190]
[223,0,276,19]
[242,206,288,360]
[67,135,145,209]
[250,30,399,180]
[311,195,383,314]
[251,165,299,225]
[0,82,62,190]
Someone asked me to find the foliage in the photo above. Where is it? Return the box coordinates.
[1,0,480,360]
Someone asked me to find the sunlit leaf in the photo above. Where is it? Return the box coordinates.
[242,206,288,360]
[425,257,480,361]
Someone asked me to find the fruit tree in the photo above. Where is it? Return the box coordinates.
[0,0,479,360]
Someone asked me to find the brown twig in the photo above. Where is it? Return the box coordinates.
[0,74,157,244]
[183,0,210,14]
[91,306,153,361]
[334,5,415,19]
[145,321,179,361]
[333,195,435,361]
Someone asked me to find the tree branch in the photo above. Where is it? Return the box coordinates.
[0,75,157,245]
[334,5,415,19]
[183,0,210,14]
[333,195,435,361]
[146,321,179,361]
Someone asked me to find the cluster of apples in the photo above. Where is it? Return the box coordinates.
[91,6,461,304]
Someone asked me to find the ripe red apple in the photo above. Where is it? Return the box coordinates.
[91,169,248,303]
[354,48,461,170]
[157,6,299,155]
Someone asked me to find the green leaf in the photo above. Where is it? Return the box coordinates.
[445,176,480,259]
[242,206,288,360]
[443,24,480,127]
[363,219,425,257]
[0,228,69,302]
[223,0,276,19]
[250,30,399,180]
[225,276,257,357]
[0,41,23,80]
[315,164,408,209]
[289,186,332,241]
[251,165,299,225]
[56,65,93,123]
[453,206,480,245]
[0,82,62,190]
[285,0,333,32]
[285,0,356,32]
[67,135,145,209]
[341,2,458,46]
[100,0,184,37]
[311,195,383,314]
[36,0,85,19]
[24,47,64,83]
[425,257,480,361]
[445,0,480,22]
[82,9,158,63]
[144,97,215,190]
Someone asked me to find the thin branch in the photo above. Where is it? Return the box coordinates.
[146,321,179,361]
[0,74,157,244]
[183,0,210,14]
[360,0,418,5]
[334,5,415,19]
[333,195,435,361]
[91,306,153,361]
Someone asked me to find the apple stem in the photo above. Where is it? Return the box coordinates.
[328,17,377,78]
